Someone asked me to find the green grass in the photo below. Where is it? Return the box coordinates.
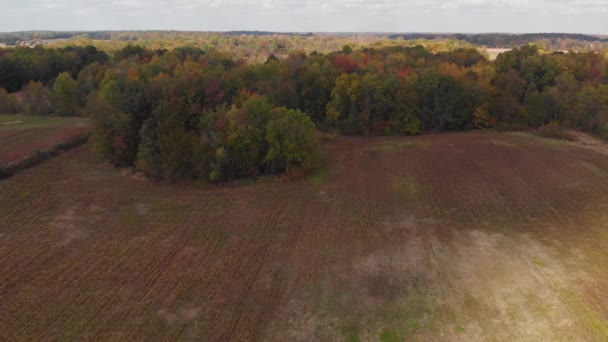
[364,140,427,152]
[393,176,420,198]
[533,258,548,267]
[580,161,608,178]
[379,328,401,342]
[311,164,328,185]
[341,324,361,342]
[375,291,435,341]
[491,139,518,147]
[560,289,608,338]
[509,131,566,147]
[0,114,89,129]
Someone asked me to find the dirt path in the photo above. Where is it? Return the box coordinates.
[567,130,608,157]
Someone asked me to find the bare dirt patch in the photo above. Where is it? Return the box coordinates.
[567,130,608,156]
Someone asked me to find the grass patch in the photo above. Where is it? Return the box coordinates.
[377,290,435,341]
[0,114,88,129]
[560,288,608,339]
[0,133,90,180]
[535,124,576,141]
[311,164,328,185]
[580,161,608,178]
[340,324,361,342]
[393,176,420,198]
[533,258,548,267]
[509,131,566,147]
[490,139,518,147]
[379,328,401,342]
[364,140,426,152]
[319,132,336,143]
[462,290,500,320]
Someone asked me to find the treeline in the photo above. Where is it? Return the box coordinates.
[0,31,76,45]
[0,45,108,92]
[4,31,607,49]
[389,33,608,50]
[1,43,608,181]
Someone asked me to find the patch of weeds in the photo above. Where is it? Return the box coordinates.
[525,293,551,316]
[491,139,518,147]
[536,124,576,141]
[376,290,435,341]
[462,291,500,320]
[537,138,565,147]
[399,291,433,335]
[191,226,228,247]
[455,324,465,333]
[379,328,402,342]
[393,176,420,198]
[155,200,192,211]
[319,243,330,255]
[509,131,565,147]
[340,324,361,342]
[320,132,336,143]
[580,161,608,178]
[510,132,536,140]
[533,258,548,267]
[311,164,328,185]
[0,114,89,129]
[559,288,608,339]
[0,167,11,179]
[506,306,526,323]
[365,140,427,152]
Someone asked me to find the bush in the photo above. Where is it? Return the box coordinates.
[319,132,336,142]
[51,72,79,116]
[535,123,576,141]
[22,81,51,115]
[0,88,20,113]
[596,123,608,142]
[265,107,319,173]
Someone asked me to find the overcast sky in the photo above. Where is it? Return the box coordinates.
[0,0,607,34]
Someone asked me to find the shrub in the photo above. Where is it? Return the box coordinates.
[0,88,20,113]
[22,81,51,115]
[265,107,319,173]
[535,123,576,141]
[51,72,79,116]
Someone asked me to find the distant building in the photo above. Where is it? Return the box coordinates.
[15,40,41,48]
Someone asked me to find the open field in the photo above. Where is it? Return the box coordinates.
[482,48,512,61]
[1,131,608,340]
[0,114,90,168]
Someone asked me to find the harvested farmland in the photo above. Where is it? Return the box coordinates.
[1,131,607,341]
[0,114,90,169]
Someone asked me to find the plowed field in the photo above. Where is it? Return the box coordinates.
[1,131,607,341]
[0,114,90,167]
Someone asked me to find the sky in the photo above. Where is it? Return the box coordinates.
[0,0,607,34]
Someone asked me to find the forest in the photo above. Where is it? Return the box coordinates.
[1,39,607,181]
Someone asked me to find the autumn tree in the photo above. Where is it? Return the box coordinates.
[52,72,78,116]
[22,81,51,115]
[265,107,319,172]
[0,88,20,113]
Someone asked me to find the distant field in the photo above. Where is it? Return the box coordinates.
[0,114,90,168]
[483,48,512,61]
[1,131,608,340]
